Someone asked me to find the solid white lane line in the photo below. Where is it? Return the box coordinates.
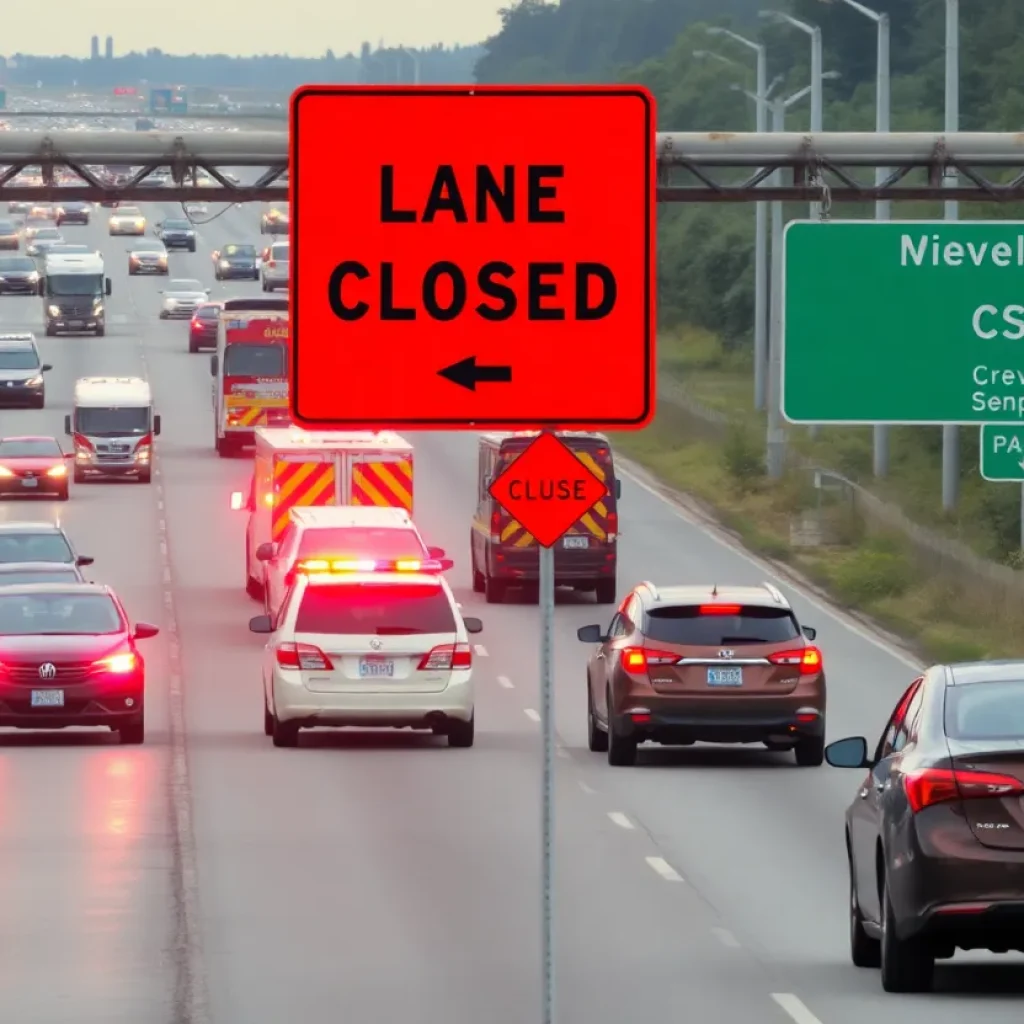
[607,811,634,830]
[474,644,488,657]
[771,994,824,1024]
[497,675,514,688]
[711,927,741,949]
[524,708,540,722]
[645,856,683,882]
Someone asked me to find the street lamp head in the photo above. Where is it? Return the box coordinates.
[822,70,842,80]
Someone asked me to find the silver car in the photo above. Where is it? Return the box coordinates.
[26,227,64,257]
[260,241,289,292]
[159,279,209,320]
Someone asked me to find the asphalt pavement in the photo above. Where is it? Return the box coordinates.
[0,188,1019,1023]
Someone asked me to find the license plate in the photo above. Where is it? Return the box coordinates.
[68,321,83,327]
[359,656,395,678]
[707,668,743,687]
[21,478,37,488]
[563,535,589,549]
[31,689,64,707]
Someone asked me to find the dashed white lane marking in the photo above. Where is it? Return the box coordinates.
[555,747,570,760]
[473,644,488,657]
[578,780,596,794]
[645,856,683,882]
[524,708,540,723]
[607,811,634,830]
[712,927,741,949]
[771,993,824,1024]
[497,674,514,689]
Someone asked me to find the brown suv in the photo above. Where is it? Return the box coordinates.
[578,581,825,767]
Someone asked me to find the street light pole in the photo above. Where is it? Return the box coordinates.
[707,27,770,412]
[398,46,422,84]
[941,0,959,511]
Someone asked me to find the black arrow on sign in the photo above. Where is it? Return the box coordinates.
[438,356,513,392]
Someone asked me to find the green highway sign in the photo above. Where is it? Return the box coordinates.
[980,425,1024,482]
[783,220,1024,424]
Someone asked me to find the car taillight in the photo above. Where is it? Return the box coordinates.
[903,767,1024,814]
[93,652,137,674]
[418,643,472,670]
[606,511,618,542]
[490,509,502,542]
[699,604,742,615]
[768,646,822,675]
[275,642,333,670]
[621,646,680,674]
[73,432,94,452]
[190,318,202,331]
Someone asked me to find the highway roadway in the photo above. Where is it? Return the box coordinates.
[0,189,1019,1024]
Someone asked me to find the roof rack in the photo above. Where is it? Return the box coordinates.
[761,582,786,605]
[639,580,659,601]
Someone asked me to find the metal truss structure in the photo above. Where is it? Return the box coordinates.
[1,130,1024,202]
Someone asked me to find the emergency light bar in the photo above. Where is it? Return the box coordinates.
[295,557,452,574]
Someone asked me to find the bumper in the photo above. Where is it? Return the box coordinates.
[162,307,196,318]
[57,214,89,225]
[47,317,104,332]
[490,544,616,584]
[190,330,217,348]
[0,239,19,250]
[217,266,257,278]
[263,275,289,288]
[272,671,474,728]
[0,474,63,495]
[76,456,150,477]
[0,687,143,729]
[0,385,43,405]
[0,281,37,294]
[130,262,168,274]
[109,226,144,235]
[163,238,195,249]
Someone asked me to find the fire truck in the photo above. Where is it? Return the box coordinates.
[211,297,290,456]
[233,428,415,599]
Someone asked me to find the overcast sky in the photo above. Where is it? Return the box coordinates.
[5,0,503,57]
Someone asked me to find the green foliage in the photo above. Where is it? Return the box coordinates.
[723,424,764,491]
[830,541,915,606]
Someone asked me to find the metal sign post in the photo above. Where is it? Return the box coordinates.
[539,541,555,1024]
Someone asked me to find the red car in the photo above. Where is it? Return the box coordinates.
[0,436,73,500]
[0,582,159,743]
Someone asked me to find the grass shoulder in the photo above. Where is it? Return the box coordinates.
[612,326,1024,664]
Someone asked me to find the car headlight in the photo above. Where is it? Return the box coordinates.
[93,303,104,315]
[26,272,38,282]
[24,375,43,387]
[48,305,59,317]
[220,259,230,268]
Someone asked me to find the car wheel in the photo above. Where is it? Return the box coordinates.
[73,466,87,484]
[271,714,300,748]
[56,486,69,502]
[32,396,44,409]
[264,696,273,736]
[447,712,475,748]
[849,854,881,968]
[587,679,609,752]
[880,874,933,992]
[138,470,152,484]
[128,267,136,275]
[484,572,506,604]
[119,717,145,744]
[595,578,617,604]
[794,732,825,767]
[188,338,199,353]
[45,325,56,337]
[261,279,268,292]
[159,311,168,320]
[471,539,484,593]
[95,326,105,337]
[606,689,637,766]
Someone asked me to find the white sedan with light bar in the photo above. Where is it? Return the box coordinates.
[249,558,481,748]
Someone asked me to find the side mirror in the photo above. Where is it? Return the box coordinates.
[210,354,218,377]
[802,625,817,641]
[105,277,112,296]
[436,557,454,572]
[577,624,606,644]
[133,622,160,640]
[76,556,94,567]
[63,414,72,435]
[824,736,871,769]
[248,614,273,634]
[463,616,483,634]
[427,546,446,559]
[255,542,277,562]
[153,414,162,436]
[41,363,52,372]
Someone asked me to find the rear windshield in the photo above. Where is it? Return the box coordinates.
[644,605,801,646]
[0,532,73,564]
[224,342,286,377]
[297,528,427,561]
[0,592,121,635]
[0,439,61,457]
[295,583,456,635]
[945,680,1024,740]
[196,305,221,320]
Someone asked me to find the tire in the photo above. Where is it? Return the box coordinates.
[271,714,300,748]
[849,854,881,968]
[263,697,273,736]
[484,572,506,604]
[471,540,485,593]
[95,326,105,337]
[188,338,199,353]
[595,578,617,604]
[587,680,609,752]
[606,690,637,766]
[73,466,86,484]
[215,435,235,458]
[118,717,145,744]
[794,732,825,767]
[252,270,259,281]
[158,311,168,320]
[32,396,44,409]
[128,267,136,275]
[45,325,56,337]
[880,875,933,992]
[188,243,196,252]
[138,470,152,484]
[56,486,69,502]
[447,713,475,748]
[261,279,268,292]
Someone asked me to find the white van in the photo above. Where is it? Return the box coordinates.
[64,377,161,484]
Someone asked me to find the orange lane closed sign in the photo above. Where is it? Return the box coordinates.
[289,84,656,431]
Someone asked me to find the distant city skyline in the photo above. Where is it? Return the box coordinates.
[2,1,502,57]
